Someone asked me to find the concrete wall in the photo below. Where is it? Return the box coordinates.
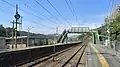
[0,42,81,66]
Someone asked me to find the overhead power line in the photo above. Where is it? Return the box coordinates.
[67,0,78,21]
[1,0,15,7]
[1,0,41,19]
[1,0,55,29]
[0,5,13,14]
[21,16,55,29]
[28,19,55,29]
[110,0,115,16]
[65,0,74,17]
[34,0,66,27]
[24,4,58,26]
[46,0,72,27]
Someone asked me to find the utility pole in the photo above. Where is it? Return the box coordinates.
[54,27,58,43]
[27,26,34,47]
[53,27,58,61]
[20,16,22,44]
[11,20,15,48]
[14,5,20,48]
[56,27,58,41]
[27,29,30,47]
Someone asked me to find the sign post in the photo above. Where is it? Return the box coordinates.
[14,5,20,48]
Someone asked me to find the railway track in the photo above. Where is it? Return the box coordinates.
[18,43,87,67]
[18,44,79,67]
[30,44,87,67]
[61,44,87,67]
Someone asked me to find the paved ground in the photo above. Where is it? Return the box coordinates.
[87,43,102,67]
[87,42,120,67]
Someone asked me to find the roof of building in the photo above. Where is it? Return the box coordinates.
[6,36,46,39]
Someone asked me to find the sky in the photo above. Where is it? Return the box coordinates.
[0,0,117,34]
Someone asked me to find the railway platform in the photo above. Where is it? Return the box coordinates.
[87,42,120,67]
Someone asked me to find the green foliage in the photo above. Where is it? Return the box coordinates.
[0,24,20,37]
[115,15,120,22]
[0,24,6,36]
[110,22,120,40]
[99,6,120,41]
[110,23,120,33]
[103,6,120,40]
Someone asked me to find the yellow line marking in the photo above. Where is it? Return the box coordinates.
[91,45,110,67]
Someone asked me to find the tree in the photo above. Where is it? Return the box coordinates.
[0,24,6,36]
[0,25,20,37]
[105,6,120,41]
[110,22,120,40]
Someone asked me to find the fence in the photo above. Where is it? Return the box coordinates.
[99,41,120,52]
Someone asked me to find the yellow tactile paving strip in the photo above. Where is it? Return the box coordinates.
[91,45,110,67]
